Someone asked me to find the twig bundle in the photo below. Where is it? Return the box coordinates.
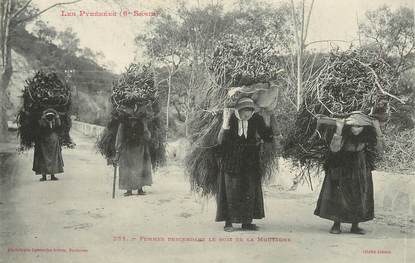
[111,63,156,108]
[379,129,415,174]
[284,48,401,166]
[186,113,223,196]
[17,71,73,151]
[210,35,281,87]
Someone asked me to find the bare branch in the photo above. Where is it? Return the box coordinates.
[303,0,315,42]
[300,0,305,43]
[356,60,405,104]
[290,0,300,46]
[305,39,352,48]
[157,78,169,85]
[11,0,32,20]
[2,0,12,69]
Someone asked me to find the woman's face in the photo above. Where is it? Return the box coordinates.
[351,125,364,135]
[238,108,254,121]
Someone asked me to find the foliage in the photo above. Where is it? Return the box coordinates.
[359,6,415,72]
[57,27,81,55]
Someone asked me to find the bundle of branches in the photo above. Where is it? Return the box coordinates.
[283,48,402,167]
[21,71,71,111]
[97,63,166,169]
[147,101,167,168]
[17,71,73,151]
[111,63,156,108]
[186,112,223,196]
[209,34,281,87]
[379,129,415,174]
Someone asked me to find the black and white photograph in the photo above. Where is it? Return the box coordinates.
[0,0,414,262]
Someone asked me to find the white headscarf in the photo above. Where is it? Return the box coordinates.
[234,109,254,138]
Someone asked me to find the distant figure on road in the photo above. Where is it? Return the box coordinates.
[96,64,166,198]
[112,110,153,196]
[314,113,384,235]
[216,97,274,232]
[33,109,64,181]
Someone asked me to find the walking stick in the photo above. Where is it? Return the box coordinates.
[112,165,117,199]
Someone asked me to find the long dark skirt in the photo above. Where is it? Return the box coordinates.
[119,143,152,190]
[314,151,374,223]
[33,132,64,175]
[216,167,265,223]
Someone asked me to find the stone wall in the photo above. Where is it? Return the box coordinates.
[72,120,105,138]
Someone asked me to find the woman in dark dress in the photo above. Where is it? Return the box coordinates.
[113,116,152,196]
[33,109,64,181]
[314,112,384,234]
[216,97,274,232]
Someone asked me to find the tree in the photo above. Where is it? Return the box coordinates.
[135,1,298,137]
[0,0,81,142]
[57,27,81,55]
[33,20,57,43]
[136,8,190,139]
[359,6,415,72]
[174,4,233,136]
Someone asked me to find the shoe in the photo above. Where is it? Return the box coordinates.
[50,176,58,181]
[329,225,341,234]
[350,226,366,235]
[39,177,46,181]
[137,189,146,195]
[224,226,234,232]
[123,191,132,196]
[242,223,258,231]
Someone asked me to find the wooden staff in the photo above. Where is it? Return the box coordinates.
[112,165,117,199]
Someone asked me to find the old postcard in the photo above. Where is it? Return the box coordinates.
[1,0,414,262]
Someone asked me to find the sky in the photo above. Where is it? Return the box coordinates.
[30,0,414,73]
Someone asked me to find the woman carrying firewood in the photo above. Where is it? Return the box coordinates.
[112,107,153,196]
[314,112,384,234]
[33,108,64,181]
[216,97,274,232]
[97,63,166,198]
[17,71,73,182]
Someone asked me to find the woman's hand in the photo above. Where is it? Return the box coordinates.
[335,119,345,135]
[259,110,271,127]
[372,119,383,136]
[112,151,121,167]
[222,108,233,129]
[142,119,151,140]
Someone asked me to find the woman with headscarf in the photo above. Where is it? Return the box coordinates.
[33,108,64,181]
[216,97,274,232]
[112,110,153,196]
[314,112,384,234]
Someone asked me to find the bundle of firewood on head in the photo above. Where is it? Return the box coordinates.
[96,63,166,169]
[17,71,74,152]
[186,35,284,196]
[283,48,404,169]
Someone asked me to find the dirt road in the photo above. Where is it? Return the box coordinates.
[1,131,414,263]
